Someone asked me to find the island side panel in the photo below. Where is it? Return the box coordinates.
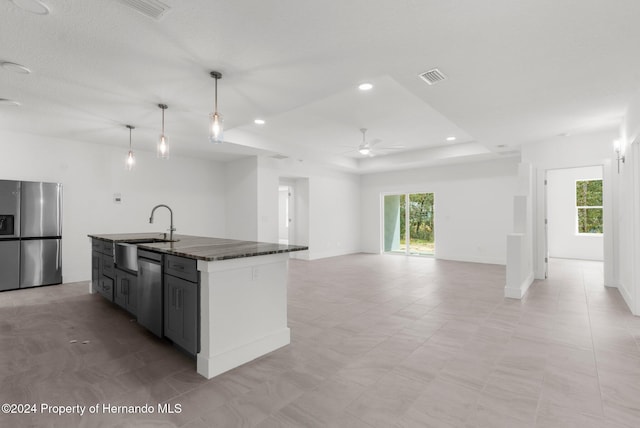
[196,253,291,379]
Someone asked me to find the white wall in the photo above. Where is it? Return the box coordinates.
[225,157,258,241]
[290,178,310,249]
[521,130,615,282]
[547,166,603,261]
[360,158,519,265]
[0,130,227,283]
[257,158,279,244]
[258,158,360,259]
[618,93,640,314]
[278,187,289,242]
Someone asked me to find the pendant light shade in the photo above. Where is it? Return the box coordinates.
[209,71,224,144]
[157,104,170,159]
[125,125,135,171]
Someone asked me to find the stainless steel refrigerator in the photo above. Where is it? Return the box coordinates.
[0,180,62,291]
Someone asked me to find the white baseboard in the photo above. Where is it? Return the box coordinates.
[436,254,506,266]
[197,328,290,379]
[289,250,310,260]
[504,271,534,299]
[306,248,360,260]
[617,282,636,315]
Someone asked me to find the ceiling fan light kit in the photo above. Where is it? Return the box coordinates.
[359,128,373,156]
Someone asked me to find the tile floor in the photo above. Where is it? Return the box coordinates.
[1,255,639,427]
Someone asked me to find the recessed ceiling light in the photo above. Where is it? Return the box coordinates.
[1,61,32,74]
[9,0,50,15]
[254,119,265,125]
[358,83,373,91]
[0,98,21,107]
[446,136,456,142]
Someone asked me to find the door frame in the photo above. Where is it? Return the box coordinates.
[534,161,613,285]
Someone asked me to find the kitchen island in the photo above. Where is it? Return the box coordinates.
[88,233,307,379]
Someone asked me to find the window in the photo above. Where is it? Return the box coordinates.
[575,179,603,234]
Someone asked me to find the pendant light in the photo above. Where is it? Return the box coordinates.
[157,104,169,159]
[209,71,224,144]
[125,125,135,171]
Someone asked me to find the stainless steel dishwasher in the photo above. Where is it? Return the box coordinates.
[137,249,163,337]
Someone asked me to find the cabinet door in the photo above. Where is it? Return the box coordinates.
[101,254,114,278]
[91,251,101,293]
[99,276,113,301]
[114,271,127,309]
[164,275,198,355]
[113,270,138,315]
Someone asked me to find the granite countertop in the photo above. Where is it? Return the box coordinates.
[88,233,308,262]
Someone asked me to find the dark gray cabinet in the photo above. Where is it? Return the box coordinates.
[164,255,199,356]
[114,269,137,315]
[165,254,197,282]
[98,275,113,300]
[90,238,199,356]
[92,238,114,301]
[91,250,100,294]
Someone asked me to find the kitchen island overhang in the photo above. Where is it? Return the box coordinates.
[88,233,307,379]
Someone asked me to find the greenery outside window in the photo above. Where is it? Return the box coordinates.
[576,179,603,234]
[384,193,435,255]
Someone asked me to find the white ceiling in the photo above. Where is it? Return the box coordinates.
[1,0,637,172]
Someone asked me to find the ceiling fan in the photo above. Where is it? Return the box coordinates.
[356,128,404,157]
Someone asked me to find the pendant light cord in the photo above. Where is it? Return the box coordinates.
[126,124,134,150]
[210,71,222,114]
[214,76,218,113]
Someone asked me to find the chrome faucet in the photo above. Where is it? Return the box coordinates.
[149,204,176,241]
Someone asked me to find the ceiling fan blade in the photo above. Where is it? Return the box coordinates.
[337,146,359,155]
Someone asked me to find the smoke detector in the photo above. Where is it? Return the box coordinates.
[114,0,170,20]
[419,68,447,85]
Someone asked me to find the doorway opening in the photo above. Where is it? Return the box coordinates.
[278,185,292,245]
[278,177,309,256]
[544,165,604,278]
[383,193,435,256]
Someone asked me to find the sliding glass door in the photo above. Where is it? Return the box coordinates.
[384,193,434,256]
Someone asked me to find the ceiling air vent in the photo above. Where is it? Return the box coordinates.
[419,68,447,85]
[270,154,289,160]
[114,0,170,20]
